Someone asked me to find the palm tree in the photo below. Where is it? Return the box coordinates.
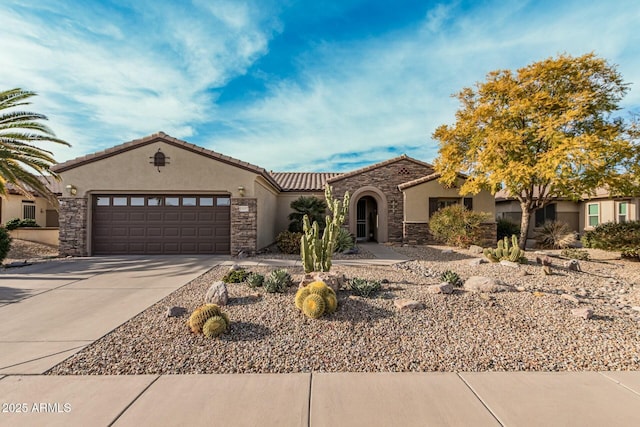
[0,88,70,202]
[288,196,328,232]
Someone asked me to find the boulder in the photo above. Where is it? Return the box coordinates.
[543,266,553,275]
[394,299,424,311]
[427,282,454,294]
[165,306,187,318]
[571,307,593,319]
[565,260,581,271]
[464,276,514,293]
[468,245,484,254]
[500,260,520,268]
[205,281,228,306]
[228,264,242,272]
[299,271,345,292]
[441,249,454,254]
[468,258,486,266]
[536,255,553,266]
[561,294,580,304]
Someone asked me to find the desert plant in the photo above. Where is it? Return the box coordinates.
[483,235,526,263]
[188,304,223,333]
[4,218,21,230]
[202,315,228,338]
[349,277,381,298]
[497,218,521,241]
[560,248,591,261]
[18,218,39,228]
[301,185,350,273]
[440,270,463,287]
[288,196,328,233]
[222,268,249,283]
[0,226,11,263]
[276,231,302,254]
[295,280,337,319]
[583,221,640,251]
[620,247,640,261]
[535,221,576,249]
[333,227,355,253]
[428,204,489,247]
[263,269,292,293]
[246,272,264,289]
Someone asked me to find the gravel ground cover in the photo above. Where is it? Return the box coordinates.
[3,239,59,265]
[49,245,640,375]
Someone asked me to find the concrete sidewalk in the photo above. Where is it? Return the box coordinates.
[0,371,638,426]
[0,256,219,375]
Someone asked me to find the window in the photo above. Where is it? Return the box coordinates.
[153,151,165,167]
[535,204,556,227]
[165,197,180,206]
[618,202,628,223]
[22,201,36,220]
[200,197,214,206]
[130,197,145,206]
[183,197,197,206]
[112,197,127,206]
[587,203,599,227]
[147,196,163,206]
[96,197,110,206]
[428,198,460,217]
[216,197,231,206]
[463,197,473,210]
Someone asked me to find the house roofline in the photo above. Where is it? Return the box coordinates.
[326,154,434,184]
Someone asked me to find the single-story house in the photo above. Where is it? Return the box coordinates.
[52,132,496,256]
[495,188,640,238]
[1,179,61,227]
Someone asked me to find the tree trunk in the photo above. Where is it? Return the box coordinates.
[519,203,531,249]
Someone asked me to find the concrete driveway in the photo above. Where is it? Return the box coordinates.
[0,256,220,374]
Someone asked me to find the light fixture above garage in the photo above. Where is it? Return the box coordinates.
[150,148,170,172]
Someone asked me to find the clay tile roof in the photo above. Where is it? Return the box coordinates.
[270,172,342,191]
[51,132,281,190]
[397,172,441,190]
[326,154,434,183]
[5,176,63,196]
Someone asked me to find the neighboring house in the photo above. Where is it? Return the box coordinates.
[0,179,61,227]
[495,188,640,238]
[52,132,496,256]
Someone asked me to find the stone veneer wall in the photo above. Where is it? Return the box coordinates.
[58,197,88,256]
[330,159,434,242]
[231,198,257,256]
[403,221,497,247]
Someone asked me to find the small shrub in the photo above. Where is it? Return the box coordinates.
[276,231,302,254]
[222,268,248,283]
[535,221,576,249]
[4,218,21,230]
[560,248,591,261]
[497,218,521,241]
[0,227,12,263]
[334,227,354,253]
[429,205,489,248]
[620,247,640,261]
[583,221,640,251]
[264,269,292,293]
[18,219,39,228]
[349,277,381,298]
[246,273,264,289]
[440,270,463,287]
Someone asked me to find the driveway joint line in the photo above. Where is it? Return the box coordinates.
[456,373,504,427]
[108,374,162,426]
[598,372,640,397]
[0,344,88,370]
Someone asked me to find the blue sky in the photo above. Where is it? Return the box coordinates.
[2,0,640,172]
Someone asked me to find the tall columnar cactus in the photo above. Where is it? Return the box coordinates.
[301,185,350,273]
[483,234,526,263]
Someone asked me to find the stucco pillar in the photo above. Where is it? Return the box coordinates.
[58,197,88,256]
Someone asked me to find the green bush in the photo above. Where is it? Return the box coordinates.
[18,218,39,228]
[535,221,576,249]
[429,205,488,247]
[288,196,327,233]
[497,218,521,241]
[349,278,381,298]
[4,218,21,230]
[333,227,354,253]
[440,270,463,287]
[222,268,249,283]
[246,273,264,289]
[0,227,12,263]
[276,231,302,254]
[583,221,640,251]
[560,248,591,261]
[264,269,292,293]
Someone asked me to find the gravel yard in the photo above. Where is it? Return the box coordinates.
[48,245,640,375]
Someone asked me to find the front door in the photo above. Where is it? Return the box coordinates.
[356,196,378,242]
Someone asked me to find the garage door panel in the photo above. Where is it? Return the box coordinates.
[92,194,230,255]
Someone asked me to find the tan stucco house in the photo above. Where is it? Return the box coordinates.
[1,179,61,228]
[52,132,496,256]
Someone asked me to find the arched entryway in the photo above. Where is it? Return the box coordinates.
[349,186,388,243]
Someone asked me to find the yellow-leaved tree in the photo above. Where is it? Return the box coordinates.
[433,53,638,248]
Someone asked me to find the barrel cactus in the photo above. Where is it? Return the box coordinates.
[202,315,228,338]
[188,304,230,337]
[295,280,338,319]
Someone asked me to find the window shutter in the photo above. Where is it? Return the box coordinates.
[463,197,473,210]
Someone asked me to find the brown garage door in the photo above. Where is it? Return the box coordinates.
[92,195,230,255]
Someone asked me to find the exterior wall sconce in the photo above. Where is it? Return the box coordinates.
[65,184,77,196]
[238,186,245,197]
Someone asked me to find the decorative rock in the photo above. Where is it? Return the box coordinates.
[564,260,581,271]
[299,272,345,292]
[631,306,640,312]
[571,307,593,319]
[165,306,187,318]
[394,298,424,311]
[500,260,520,268]
[479,293,494,301]
[518,269,530,277]
[516,286,526,292]
[228,264,241,272]
[205,281,228,306]
[427,282,454,294]
[561,294,580,304]
[543,266,552,275]
[468,245,484,254]
[468,258,486,266]
[463,276,514,293]
[441,249,454,254]
[237,250,248,258]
